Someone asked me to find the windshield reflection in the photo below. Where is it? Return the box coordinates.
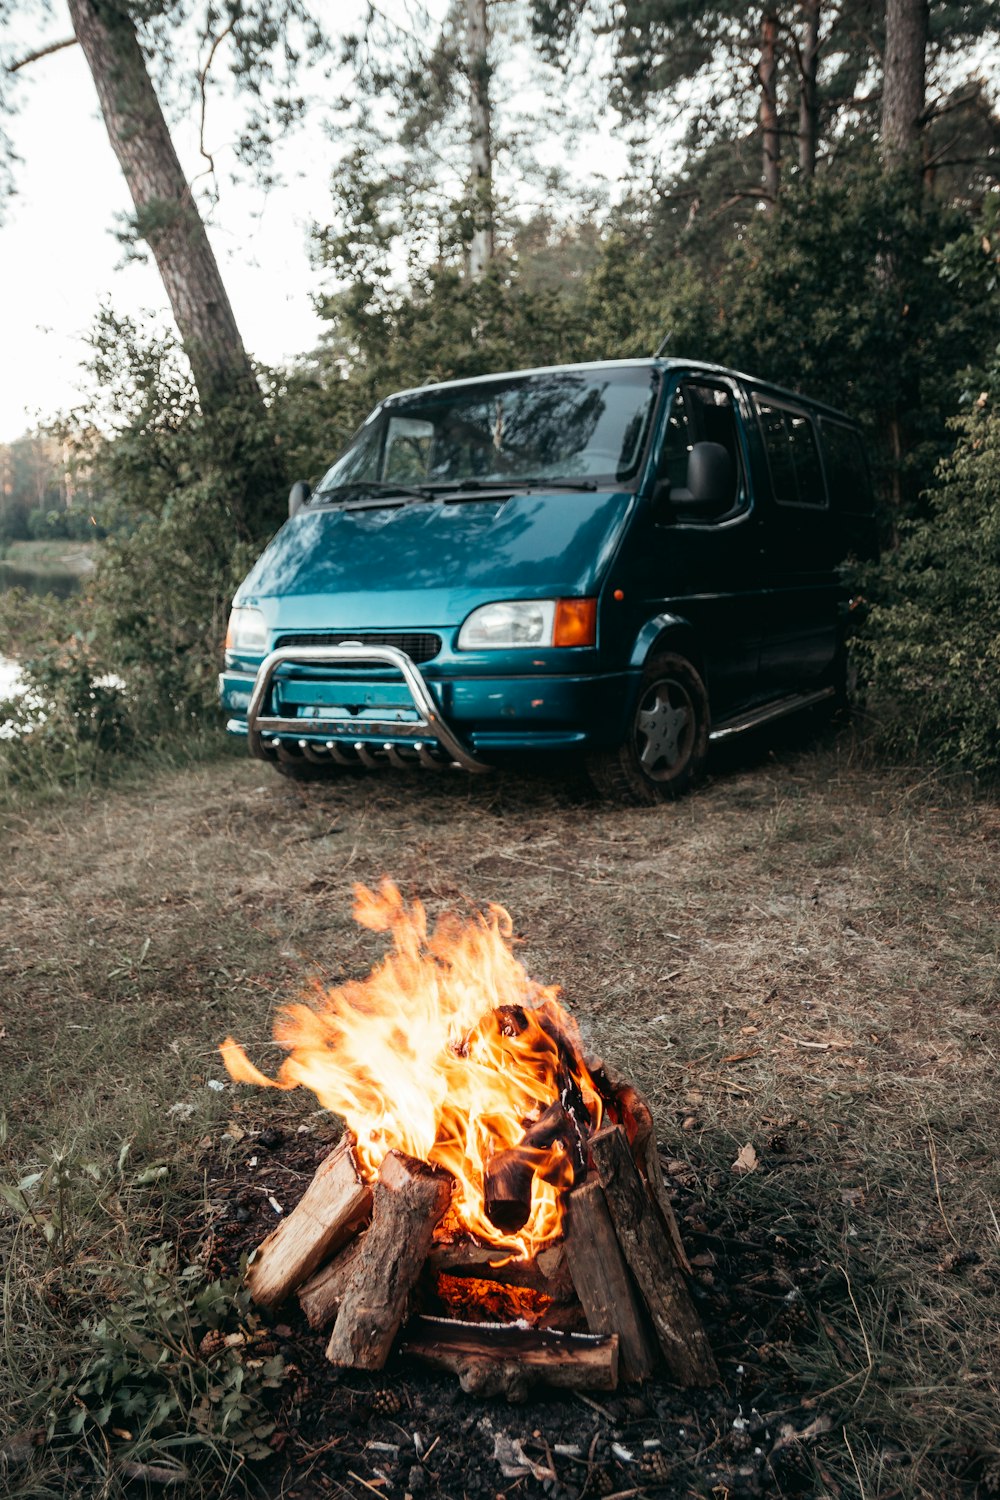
[315,368,660,496]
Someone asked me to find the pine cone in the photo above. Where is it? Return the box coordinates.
[370,1388,403,1415]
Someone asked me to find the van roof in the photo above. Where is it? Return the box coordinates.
[386,357,860,428]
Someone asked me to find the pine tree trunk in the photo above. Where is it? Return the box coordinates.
[66,0,260,417]
[759,11,781,207]
[881,0,928,172]
[797,0,820,179]
[465,0,495,279]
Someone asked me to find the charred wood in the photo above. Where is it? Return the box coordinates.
[401,1315,619,1399]
[426,1238,574,1301]
[600,1069,692,1275]
[483,1101,576,1233]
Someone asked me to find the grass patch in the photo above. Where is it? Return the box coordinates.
[1,729,998,1496]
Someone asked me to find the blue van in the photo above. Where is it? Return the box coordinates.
[220,358,876,803]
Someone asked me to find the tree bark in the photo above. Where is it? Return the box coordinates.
[796,0,820,179]
[881,0,929,172]
[759,10,781,207]
[465,0,495,278]
[65,0,261,417]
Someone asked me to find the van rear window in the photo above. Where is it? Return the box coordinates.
[820,420,874,514]
[755,399,825,508]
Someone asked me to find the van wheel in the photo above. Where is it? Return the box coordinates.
[586,652,710,805]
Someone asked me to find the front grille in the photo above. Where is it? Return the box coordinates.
[272,632,442,664]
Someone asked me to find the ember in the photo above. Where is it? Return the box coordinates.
[222,883,718,1394]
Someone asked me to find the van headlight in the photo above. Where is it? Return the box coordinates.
[225,606,268,654]
[457,598,596,649]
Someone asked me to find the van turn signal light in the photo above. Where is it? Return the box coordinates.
[553,598,597,647]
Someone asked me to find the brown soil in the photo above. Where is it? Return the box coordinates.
[2,723,998,1499]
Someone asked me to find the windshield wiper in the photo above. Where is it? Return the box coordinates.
[312,481,439,505]
[510,476,600,492]
[313,476,603,508]
[421,477,600,496]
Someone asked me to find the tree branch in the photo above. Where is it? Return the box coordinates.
[192,17,237,194]
[7,37,77,74]
[919,86,984,127]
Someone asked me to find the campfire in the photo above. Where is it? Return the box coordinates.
[221,882,716,1397]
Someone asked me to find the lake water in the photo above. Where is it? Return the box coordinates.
[0,559,83,599]
[0,654,21,698]
[0,557,84,727]
[0,653,28,737]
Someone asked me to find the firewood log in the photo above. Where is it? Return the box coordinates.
[426,1238,574,1302]
[297,1234,367,1330]
[400,1315,619,1399]
[589,1124,718,1386]
[563,1175,659,1383]
[245,1137,372,1309]
[600,1068,692,1275]
[483,1101,576,1232]
[326,1151,453,1371]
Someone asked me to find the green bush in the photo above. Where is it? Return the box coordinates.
[857,385,1000,775]
[48,1244,284,1475]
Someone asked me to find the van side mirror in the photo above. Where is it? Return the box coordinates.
[676,442,736,512]
[289,480,311,518]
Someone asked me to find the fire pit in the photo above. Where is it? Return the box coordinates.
[222,882,716,1398]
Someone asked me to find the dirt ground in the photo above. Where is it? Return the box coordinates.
[2,724,999,1499]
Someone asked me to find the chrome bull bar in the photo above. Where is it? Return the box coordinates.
[246,642,491,773]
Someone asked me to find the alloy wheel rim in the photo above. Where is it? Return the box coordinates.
[635,678,694,780]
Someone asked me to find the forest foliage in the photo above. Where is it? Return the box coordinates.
[1,0,999,784]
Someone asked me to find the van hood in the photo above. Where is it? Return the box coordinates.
[236,489,634,629]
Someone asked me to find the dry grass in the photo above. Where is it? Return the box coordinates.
[1,724,998,1497]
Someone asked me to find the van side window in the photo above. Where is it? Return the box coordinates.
[755,399,825,507]
[658,382,743,517]
[820,420,873,513]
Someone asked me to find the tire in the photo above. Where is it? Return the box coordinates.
[586,651,710,805]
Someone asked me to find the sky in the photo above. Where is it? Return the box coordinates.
[0,4,632,447]
[0,8,362,443]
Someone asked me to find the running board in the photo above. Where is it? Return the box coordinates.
[709,687,835,742]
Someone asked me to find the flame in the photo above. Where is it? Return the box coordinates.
[221,880,604,1256]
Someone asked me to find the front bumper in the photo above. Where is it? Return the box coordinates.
[220,643,633,771]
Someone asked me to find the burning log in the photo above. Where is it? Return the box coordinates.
[246,1137,372,1309]
[483,1101,578,1233]
[227,884,719,1394]
[326,1151,453,1371]
[426,1239,574,1302]
[564,1175,658,1384]
[401,1316,619,1399]
[589,1124,719,1386]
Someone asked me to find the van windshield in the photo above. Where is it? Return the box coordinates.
[314,367,660,497]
